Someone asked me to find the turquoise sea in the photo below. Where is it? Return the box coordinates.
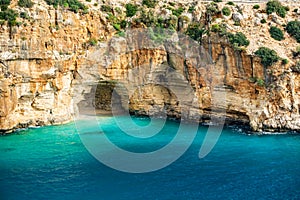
[0,116,299,200]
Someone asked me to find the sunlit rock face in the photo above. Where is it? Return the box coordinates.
[0,1,299,133]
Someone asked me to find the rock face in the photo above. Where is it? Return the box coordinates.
[0,0,300,133]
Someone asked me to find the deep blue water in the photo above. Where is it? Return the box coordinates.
[0,116,299,200]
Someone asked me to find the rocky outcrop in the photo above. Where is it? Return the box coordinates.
[0,0,300,133]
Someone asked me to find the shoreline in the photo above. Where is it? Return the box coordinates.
[2,109,299,136]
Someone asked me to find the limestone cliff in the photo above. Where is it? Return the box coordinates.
[0,0,300,133]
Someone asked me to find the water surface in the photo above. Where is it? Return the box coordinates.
[0,116,299,199]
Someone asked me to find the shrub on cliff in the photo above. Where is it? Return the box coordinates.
[18,0,34,8]
[255,47,279,67]
[88,38,97,46]
[0,8,17,26]
[211,23,227,36]
[266,0,287,18]
[286,20,300,43]
[206,2,219,17]
[188,6,195,13]
[269,26,284,41]
[101,5,112,12]
[222,7,231,16]
[20,11,30,19]
[172,7,184,17]
[253,5,260,9]
[142,0,157,8]
[227,32,250,47]
[226,1,234,6]
[125,3,138,17]
[45,0,87,13]
[0,0,11,11]
[186,23,207,44]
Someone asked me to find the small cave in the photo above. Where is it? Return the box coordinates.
[78,82,181,118]
[77,81,123,115]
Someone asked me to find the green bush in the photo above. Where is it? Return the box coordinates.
[286,20,300,43]
[88,38,97,46]
[18,0,34,8]
[293,9,298,13]
[226,1,234,6]
[117,31,125,37]
[101,5,112,12]
[222,7,231,16]
[169,2,175,6]
[233,21,241,26]
[256,78,265,87]
[45,0,87,13]
[253,5,260,9]
[269,26,284,41]
[228,32,250,47]
[186,23,207,44]
[20,11,30,19]
[206,2,219,17]
[142,0,157,8]
[213,0,222,2]
[211,23,227,36]
[260,19,267,23]
[125,3,138,17]
[281,58,288,65]
[120,20,127,29]
[138,9,156,27]
[188,6,195,13]
[266,0,287,18]
[172,7,184,17]
[0,0,11,11]
[113,23,121,31]
[266,0,281,14]
[276,6,286,18]
[211,24,221,32]
[0,8,17,26]
[255,47,279,67]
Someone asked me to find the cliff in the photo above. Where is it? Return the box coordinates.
[0,0,300,133]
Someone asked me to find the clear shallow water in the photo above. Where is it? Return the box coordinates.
[0,116,300,200]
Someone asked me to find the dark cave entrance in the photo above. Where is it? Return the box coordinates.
[77,81,123,115]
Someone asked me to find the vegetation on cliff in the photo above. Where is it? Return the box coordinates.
[45,0,87,13]
[255,47,279,67]
[125,3,138,17]
[286,21,300,43]
[0,8,17,26]
[186,23,207,44]
[269,26,284,41]
[17,0,34,8]
[228,32,250,47]
[142,0,157,8]
[222,6,231,16]
[266,0,289,18]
